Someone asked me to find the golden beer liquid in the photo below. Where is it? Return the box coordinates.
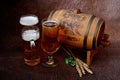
[41,22,60,55]
[23,40,40,66]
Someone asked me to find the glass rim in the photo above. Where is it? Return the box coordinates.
[42,18,60,26]
[21,26,39,32]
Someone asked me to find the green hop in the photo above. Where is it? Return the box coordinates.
[65,56,76,67]
[70,60,76,67]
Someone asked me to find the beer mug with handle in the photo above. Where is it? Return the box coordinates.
[20,14,40,66]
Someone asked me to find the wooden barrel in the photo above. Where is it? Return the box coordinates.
[48,9,105,50]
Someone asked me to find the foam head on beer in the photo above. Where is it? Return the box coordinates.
[20,15,39,26]
[22,29,40,41]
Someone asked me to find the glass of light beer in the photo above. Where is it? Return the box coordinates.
[41,19,60,67]
[20,15,40,66]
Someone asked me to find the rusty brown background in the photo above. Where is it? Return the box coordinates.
[0,0,120,80]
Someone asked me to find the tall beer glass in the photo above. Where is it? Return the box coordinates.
[41,19,60,67]
[20,15,40,66]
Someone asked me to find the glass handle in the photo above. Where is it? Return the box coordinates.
[30,40,35,48]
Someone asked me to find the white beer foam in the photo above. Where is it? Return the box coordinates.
[20,15,39,26]
[22,30,40,41]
